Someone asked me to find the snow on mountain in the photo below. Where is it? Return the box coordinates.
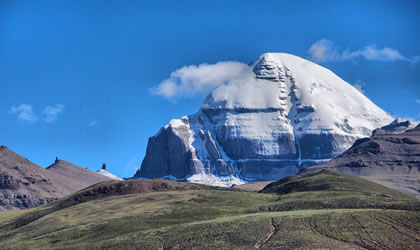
[203,53,391,139]
[97,169,122,180]
[372,118,418,136]
[135,53,394,186]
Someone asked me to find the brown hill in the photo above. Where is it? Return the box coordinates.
[0,146,112,210]
[46,159,110,191]
[52,179,217,211]
[302,125,420,198]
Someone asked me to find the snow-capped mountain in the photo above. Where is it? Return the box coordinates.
[96,169,122,180]
[96,163,122,180]
[134,53,394,186]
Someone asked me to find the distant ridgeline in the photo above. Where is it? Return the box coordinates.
[0,147,112,210]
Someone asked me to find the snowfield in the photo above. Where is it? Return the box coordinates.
[97,169,123,180]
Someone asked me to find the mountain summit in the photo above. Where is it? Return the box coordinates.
[135,53,393,186]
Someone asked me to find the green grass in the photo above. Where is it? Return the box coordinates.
[260,170,420,211]
[0,210,26,225]
[262,170,415,199]
[0,171,418,249]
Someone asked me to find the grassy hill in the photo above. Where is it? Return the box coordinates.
[0,171,419,249]
[260,170,420,211]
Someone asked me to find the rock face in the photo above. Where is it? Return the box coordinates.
[302,124,420,198]
[0,146,112,210]
[135,53,393,186]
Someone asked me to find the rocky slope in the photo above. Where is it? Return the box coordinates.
[0,146,112,210]
[46,159,111,189]
[302,124,420,198]
[135,53,393,186]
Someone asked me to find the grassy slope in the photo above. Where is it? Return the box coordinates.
[260,170,420,211]
[0,172,418,249]
[233,181,275,192]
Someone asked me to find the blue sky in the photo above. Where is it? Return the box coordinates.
[1,0,419,178]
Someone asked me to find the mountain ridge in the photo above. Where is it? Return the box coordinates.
[0,146,112,210]
[302,124,420,198]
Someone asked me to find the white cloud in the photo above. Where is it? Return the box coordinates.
[415,99,420,105]
[151,61,250,98]
[308,39,341,63]
[42,104,64,123]
[308,39,419,64]
[9,104,38,122]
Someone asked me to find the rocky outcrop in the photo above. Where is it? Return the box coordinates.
[138,119,195,179]
[302,125,420,198]
[135,53,393,186]
[0,146,112,210]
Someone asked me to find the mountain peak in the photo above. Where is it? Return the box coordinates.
[256,52,304,62]
[47,159,78,169]
[251,53,307,81]
[202,52,392,137]
[137,53,393,186]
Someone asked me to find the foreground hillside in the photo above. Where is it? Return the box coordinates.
[0,171,418,249]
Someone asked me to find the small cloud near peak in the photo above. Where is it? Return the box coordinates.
[308,39,419,64]
[150,61,250,99]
